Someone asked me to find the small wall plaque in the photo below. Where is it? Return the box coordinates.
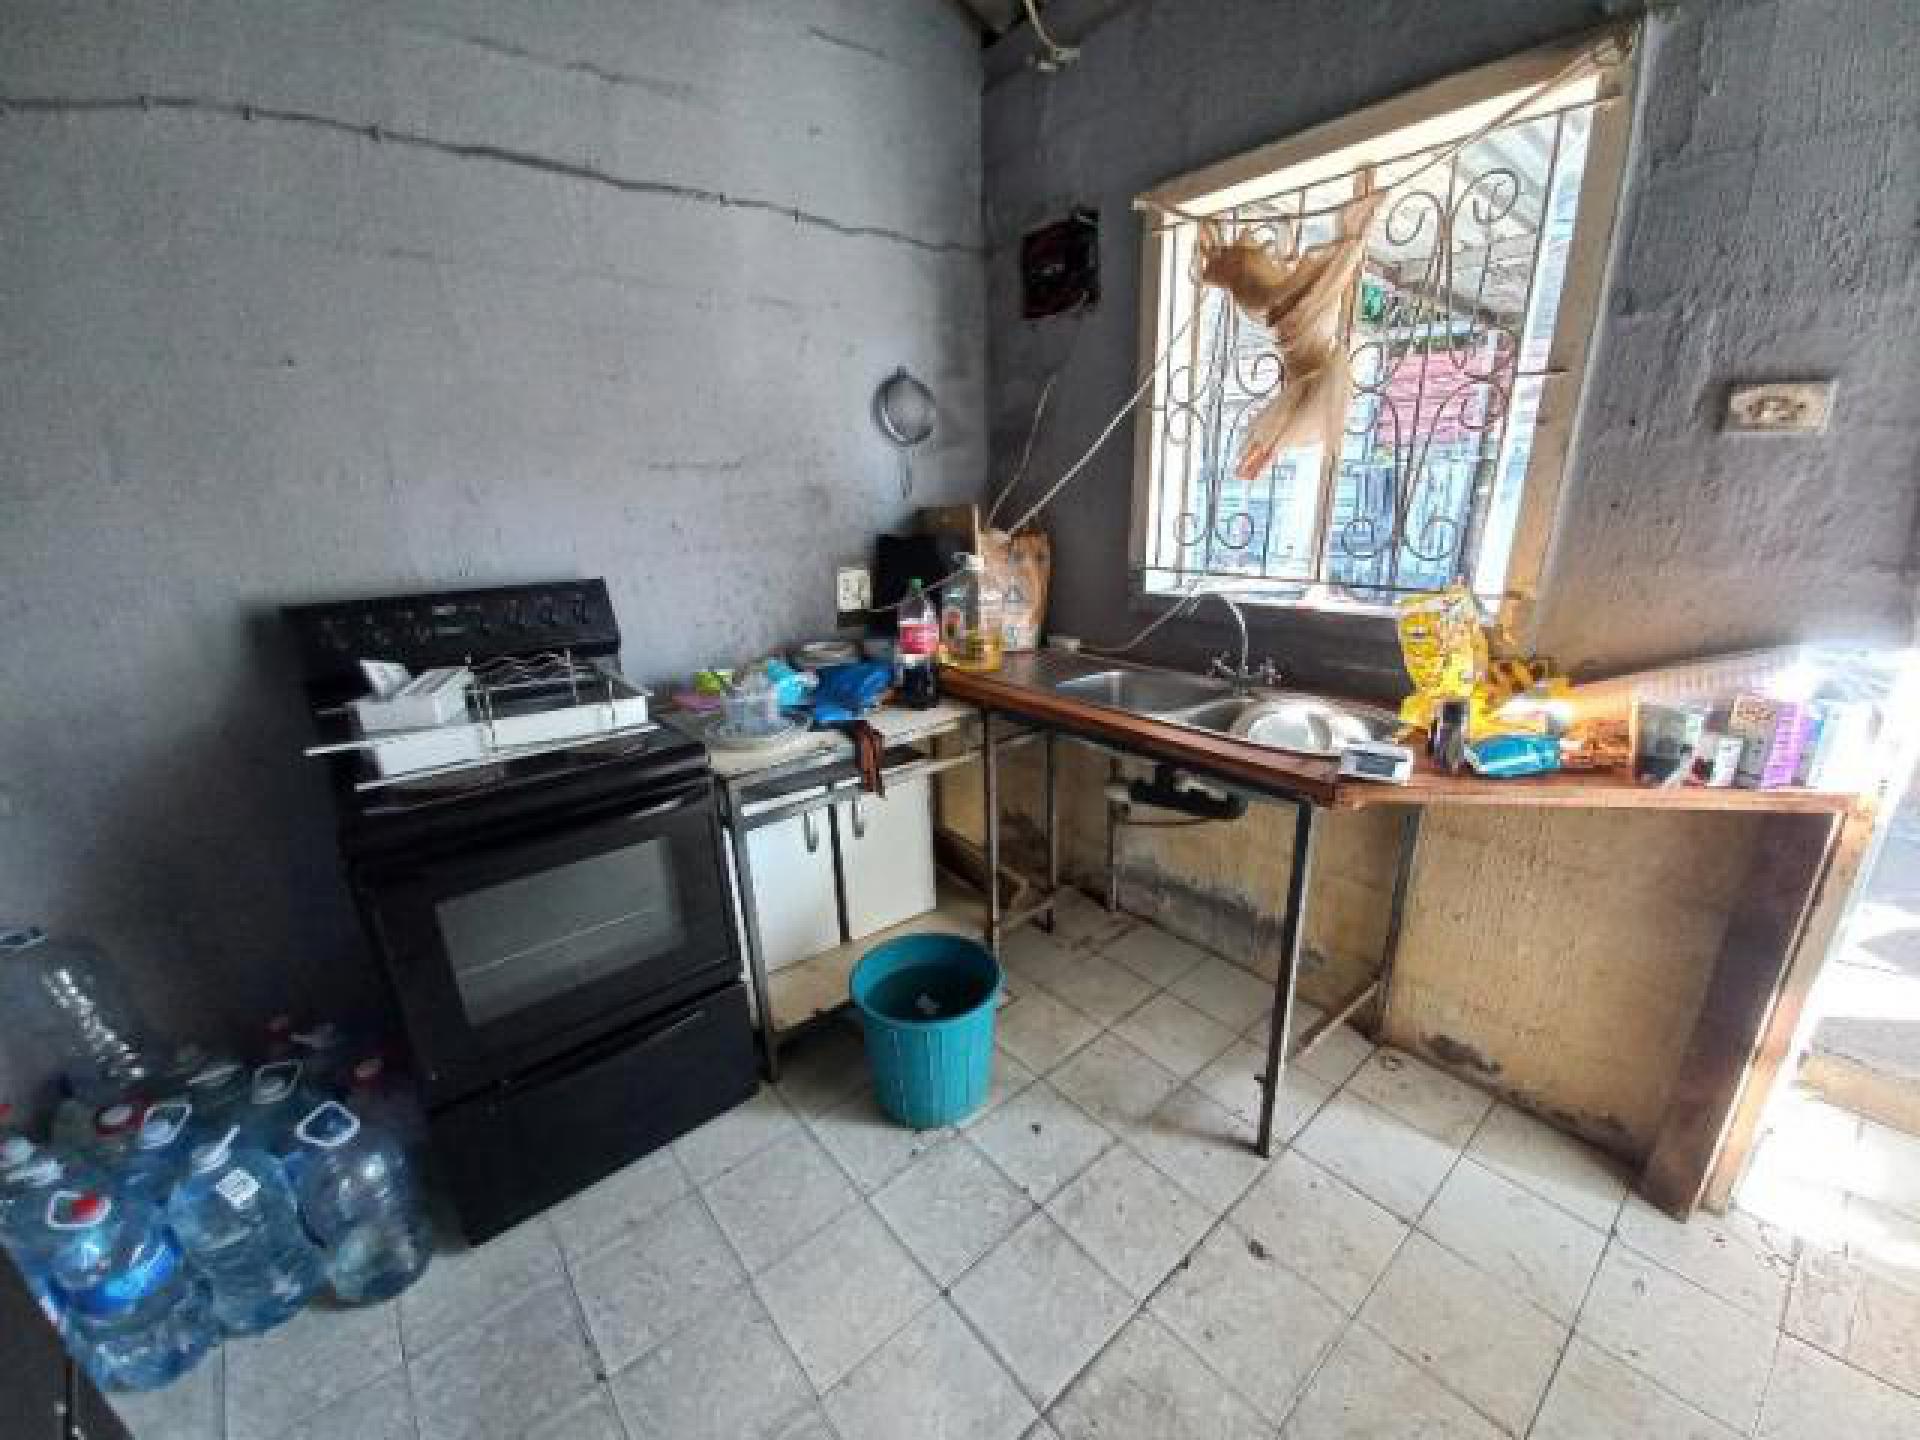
[1724,381,1836,434]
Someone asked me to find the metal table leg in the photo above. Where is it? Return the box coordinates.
[1373,810,1423,1036]
[726,795,781,1084]
[983,709,1001,957]
[1256,801,1321,1158]
[1105,757,1122,912]
[1042,732,1059,933]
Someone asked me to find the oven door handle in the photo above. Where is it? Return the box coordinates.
[626,792,699,823]
[508,1006,707,1091]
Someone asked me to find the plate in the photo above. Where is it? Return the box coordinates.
[706,718,808,751]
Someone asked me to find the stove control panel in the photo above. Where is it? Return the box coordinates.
[285,579,621,688]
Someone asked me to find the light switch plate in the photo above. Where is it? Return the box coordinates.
[1725,381,1835,434]
[835,565,872,614]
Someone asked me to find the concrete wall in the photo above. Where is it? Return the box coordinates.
[0,1,985,1102]
[982,0,1920,694]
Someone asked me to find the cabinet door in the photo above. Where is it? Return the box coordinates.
[730,809,841,972]
[840,777,937,940]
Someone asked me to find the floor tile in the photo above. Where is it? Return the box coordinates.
[1844,1192,1920,1292]
[571,1193,745,1373]
[1784,1243,1920,1395]
[1046,1144,1213,1298]
[1615,1192,1795,1323]
[1112,992,1239,1078]
[528,1385,628,1440]
[1149,1222,1348,1423]
[825,1300,1037,1440]
[1419,1158,1606,1322]
[872,1136,1033,1285]
[968,1080,1113,1204]
[1785,1242,1859,1352]
[1229,1149,1407,1311]
[1532,1337,1740,1440]
[1467,1102,1629,1232]
[1757,1336,1920,1440]
[1048,888,1136,949]
[1253,1001,1374,1087]
[1032,949,1158,1027]
[1346,1049,1492,1147]
[610,1283,815,1440]
[225,1296,402,1440]
[408,1280,599,1440]
[757,1204,937,1392]
[1295,1091,1461,1224]
[1194,1038,1334,1138]
[1846,1257,1920,1394]
[1360,1232,1566,1434]
[400,1216,567,1356]
[772,1017,871,1118]
[1578,1242,1777,1430]
[1049,1030,1181,1131]
[1051,1312,1272,1440]
[279,1369,414,1440]
[995,987,1101,1073]
[1129,1084,1269,1214]
[1024,1422,1063,1440]
[807,1086,954,1193]
[111,1347,224,1440]
[672,1085,802,1185]
[1101,925,1210,988]
[959,1046,1038,1129]
[950,1212,1134,1407]
[703,1130,859,1271]
[1169,954,1276,1032]
[1281,1323,1505,1440]
[548,1147,691,1264]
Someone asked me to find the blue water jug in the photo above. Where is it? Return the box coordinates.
[292,1101,431,1304]
[120,1100,197,1208]
[45,1187,216,1391]
[168,1125,324,1335]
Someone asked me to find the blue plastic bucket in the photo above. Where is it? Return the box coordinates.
[850,933,1002,1129]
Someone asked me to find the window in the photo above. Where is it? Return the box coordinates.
[1130,28,1636,628]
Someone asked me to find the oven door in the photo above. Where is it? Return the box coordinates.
[352,776,738,1107]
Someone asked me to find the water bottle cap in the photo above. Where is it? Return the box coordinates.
[0,925,48,954]
[350,1057,385,1086]
[189,1059,242,1089]
[135,1099,192,1150]
[16,1156,61,1186]
[294,1099,361,1150]
[267,1013,293,1036]
[47,1188,109,1229]
[250,1060,303,1105]
[0,1135,35,1170]
[294,1022,343,1053]
[187,1124,239,1174]
[94,1102,142,1137]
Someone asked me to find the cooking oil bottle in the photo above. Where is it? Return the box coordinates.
[939,553,1003,672]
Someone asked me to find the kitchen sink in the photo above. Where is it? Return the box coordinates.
[1051,668,1233,715]
[1168,693,1399,757]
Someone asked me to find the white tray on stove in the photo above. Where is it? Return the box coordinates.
[362,688,652,777]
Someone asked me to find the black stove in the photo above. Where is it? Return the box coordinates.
[285,579,757,1241]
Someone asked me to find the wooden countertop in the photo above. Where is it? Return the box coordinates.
[940,658,1857,817]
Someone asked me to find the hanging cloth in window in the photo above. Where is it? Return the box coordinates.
[1194,191,1383,482]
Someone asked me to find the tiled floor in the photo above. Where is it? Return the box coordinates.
[113,895,1920,1439]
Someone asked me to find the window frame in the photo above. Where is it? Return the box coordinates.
[1126,23,1640,642]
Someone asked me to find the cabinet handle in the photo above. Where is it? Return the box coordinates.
[802,812,821,853]
[849,796,867,840]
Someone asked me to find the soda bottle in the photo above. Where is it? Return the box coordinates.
[895,578,941,709]
[168,1126,324,1335]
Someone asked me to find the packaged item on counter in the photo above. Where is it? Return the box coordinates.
[1465,733,1563,778]
[1726,694,1816,789]
[1632,700,1709,788]
[1395,585,1486,731]
[1695,731,1746,788]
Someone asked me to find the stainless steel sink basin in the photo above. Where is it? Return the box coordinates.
[1051,668,1233,715]
[1169,693,1399,757]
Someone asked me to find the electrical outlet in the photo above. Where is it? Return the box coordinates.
[835,566,872,614]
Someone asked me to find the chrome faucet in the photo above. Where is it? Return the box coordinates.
[1195,591,1280,695]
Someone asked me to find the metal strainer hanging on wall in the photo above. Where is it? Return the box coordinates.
[873,367,935,498]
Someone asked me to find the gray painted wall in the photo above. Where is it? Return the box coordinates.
[982,0,1919,694]
[0,1,985,1101]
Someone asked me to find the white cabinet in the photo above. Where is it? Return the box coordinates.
[730,806,840,973]
[838,776,937,941]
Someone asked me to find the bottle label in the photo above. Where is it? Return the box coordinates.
[898,617,937,658]
[216,1169,261,1210]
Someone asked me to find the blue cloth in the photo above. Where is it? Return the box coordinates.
[809,661,892,725]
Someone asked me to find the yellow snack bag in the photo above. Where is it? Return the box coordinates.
[1396,585,1486,728]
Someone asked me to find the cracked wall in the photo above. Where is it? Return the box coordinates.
[0,0,986,1102]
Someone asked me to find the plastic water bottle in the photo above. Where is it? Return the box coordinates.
[168,1126,324,1335]
[344,1057,428,1166]
[0,924,156,1101]
[0,1140,69,1330]
[0,1148,110,1269]
[293,1101,431,1304]
[292,1022,354,1096]
[121,1101,197,1208]
[46,1187,216,1392]
[88,1101,146,1171]
[238,1062,318,1181]
[182,1058,250,1140]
